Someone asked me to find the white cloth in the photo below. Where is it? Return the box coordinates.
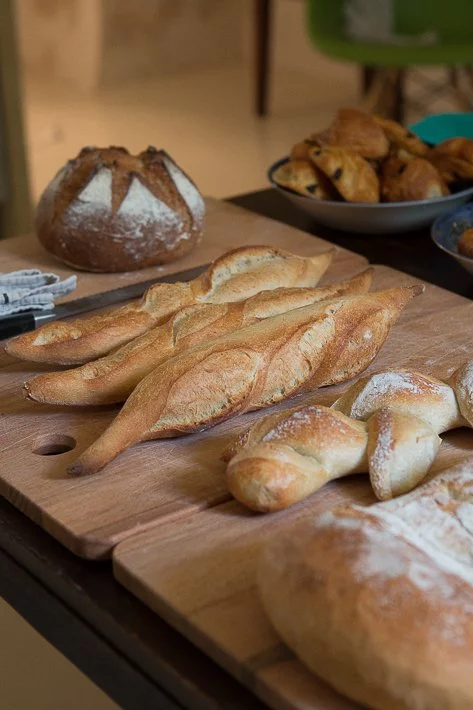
[0,270,77,316]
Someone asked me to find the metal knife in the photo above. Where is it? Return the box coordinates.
[0,262,209,340]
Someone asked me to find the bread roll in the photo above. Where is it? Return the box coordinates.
[24,269,373,406]
[36,146,205,273]
[225,366,469,512]
[259,463,473,709]
[67,285,421,476]
[5,246,333,365]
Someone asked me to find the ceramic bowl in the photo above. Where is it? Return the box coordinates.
[431,202,473,275]
[268,157,473,235]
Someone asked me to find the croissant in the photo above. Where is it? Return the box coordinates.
[24,269,373,406]
[225,365,473,512]
[67,285,421,476]
[5,245,333,365]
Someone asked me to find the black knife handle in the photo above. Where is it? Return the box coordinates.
[0,312,36,340]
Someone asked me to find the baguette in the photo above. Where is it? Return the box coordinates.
[225,366,471,512]
[258,462,473,709]
[5,245,333,365]
[67,285,421,476]
[24,269,373,406]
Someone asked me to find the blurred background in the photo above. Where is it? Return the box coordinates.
[13,0,357,202]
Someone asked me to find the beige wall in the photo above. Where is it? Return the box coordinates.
[101,0,243,83]
[16,0,243,92]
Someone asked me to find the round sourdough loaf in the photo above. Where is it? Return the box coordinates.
[35,146,205,272]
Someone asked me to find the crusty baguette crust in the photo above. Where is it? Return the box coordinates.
[5,245,333,365]
[24,269,373,406]
[67,285,421,476]
[225,404,440,512]
[225,367,467,511]
[259,464,473,709]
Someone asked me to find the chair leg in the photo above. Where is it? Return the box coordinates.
[451,67,473,110]
[254,0,272,117]
[361,66,376,96]
[391,69,405,124]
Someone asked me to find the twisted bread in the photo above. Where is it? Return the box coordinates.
[5,245,333,365]
[24,269,373,406]
[259,463,473,709]
[226,365,473,512]
[68,285,420,476]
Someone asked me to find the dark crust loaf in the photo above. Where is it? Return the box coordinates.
[35,146,205,273]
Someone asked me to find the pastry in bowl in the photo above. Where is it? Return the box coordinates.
[314,107,390,160]
[381,157,449,202]
[36,146,205,273]
[271,159,336,199]
[373,115,429,158]
[309,145,380,203]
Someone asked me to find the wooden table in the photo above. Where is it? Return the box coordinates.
[1,188,472,710]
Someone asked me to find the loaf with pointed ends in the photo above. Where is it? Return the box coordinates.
[225,366,472,511]
[5,245,333,365]
[24,269,373,406]
[67,285,421,476]
[258,462,473,710]
[225,405,440,512]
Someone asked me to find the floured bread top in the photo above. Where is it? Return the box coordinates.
[36,146,205,271]
[317,464,473,642]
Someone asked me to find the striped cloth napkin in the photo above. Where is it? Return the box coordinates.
[0,270,77,316]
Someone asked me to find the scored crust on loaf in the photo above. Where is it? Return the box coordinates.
[258,463,473,709]
[36,146,205,273]
[5,245,333,365]
[66,285,421,476]
[24,269,374,406]
[332,368,464,432]
[224,361,472,511]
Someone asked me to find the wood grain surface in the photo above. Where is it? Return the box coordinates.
[0,198,368,558]
[113,411,473,710]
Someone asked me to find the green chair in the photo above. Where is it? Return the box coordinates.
[307,0,473,123]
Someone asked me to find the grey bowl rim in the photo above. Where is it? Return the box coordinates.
[267,156,473,210]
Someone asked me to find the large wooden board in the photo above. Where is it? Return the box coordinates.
[0,198,368,558]
[113,404,473,710]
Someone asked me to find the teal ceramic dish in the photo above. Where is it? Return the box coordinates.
[432,203,473,275]
[268,157,473,235]
[410,113,473,145]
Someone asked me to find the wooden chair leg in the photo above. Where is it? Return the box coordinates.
[452,67,473,110]
[361,66,376,96]
[254,0,272,117]
[361,68,389,115]
[391,69,406,124]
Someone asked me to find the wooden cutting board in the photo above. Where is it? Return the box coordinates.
[112,319,473,710]
[0,197,368,558]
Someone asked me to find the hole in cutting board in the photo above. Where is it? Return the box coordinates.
[32,434,76,456]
